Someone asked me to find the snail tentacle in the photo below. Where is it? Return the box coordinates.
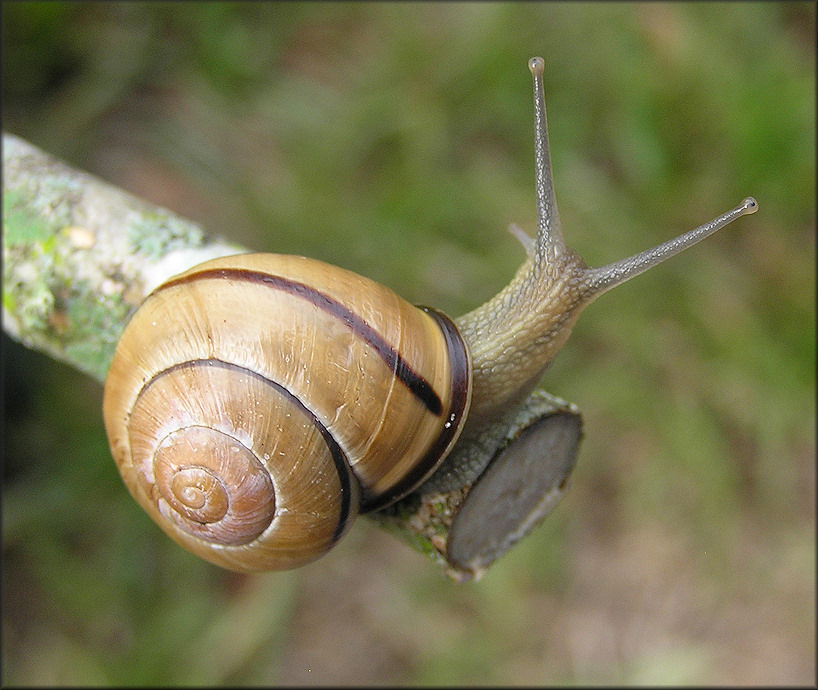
[581,197,758,298]
[528,56,564,268]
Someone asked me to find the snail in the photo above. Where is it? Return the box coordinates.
[102,57,757,573]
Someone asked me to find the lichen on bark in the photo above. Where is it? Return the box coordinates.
[3,133,241,381]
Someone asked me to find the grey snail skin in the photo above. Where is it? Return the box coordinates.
[102,57,757,573]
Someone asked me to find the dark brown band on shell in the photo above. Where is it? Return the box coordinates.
[134,358,354,544]
[360,307,472,512]
[156,268,444,416]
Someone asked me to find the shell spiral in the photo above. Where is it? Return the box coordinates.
[102,253,471,572]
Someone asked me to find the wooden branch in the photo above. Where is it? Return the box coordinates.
[2,133,243,382]
[2,133,583,581]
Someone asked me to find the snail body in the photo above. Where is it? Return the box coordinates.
[103,58,757,572]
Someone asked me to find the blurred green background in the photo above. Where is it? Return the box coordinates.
[2,1,814,685]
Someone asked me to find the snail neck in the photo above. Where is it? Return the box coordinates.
[455,252,593,424]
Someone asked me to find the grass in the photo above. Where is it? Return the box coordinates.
[3,1,815,685]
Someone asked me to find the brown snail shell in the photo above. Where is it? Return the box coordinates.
[103,253,471,571]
